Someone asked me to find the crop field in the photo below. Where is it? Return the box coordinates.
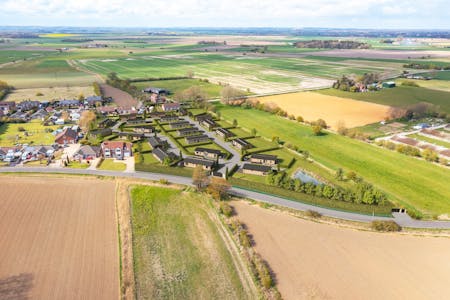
[215,103,450,217]
[316,86,450,114]
[130,186,256,299]
[0,176,119,299]
[0,50,53,64]
[0,121,60,146]
[133,78,224,98]
[233,201,450,300]
[101,83,138,107]
[396,78,450,93]
[257,91,390,129]
[4,85,94,102]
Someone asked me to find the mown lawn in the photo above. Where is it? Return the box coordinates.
[97,159,126,171]
[315,86,450,114]
[131,186,249,299]
[216,103,450,217]
[0,121,59,146]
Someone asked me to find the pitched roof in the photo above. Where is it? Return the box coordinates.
[242,163,272,172]
[55,128,77,141]
[185,134,209,142]
[102,141,132,150]
[77,145,101,156]
[195,147,222,155]
[153,148,169,161]
[184,156,215,167]
[251,153,278,160]
[148,136,162,147]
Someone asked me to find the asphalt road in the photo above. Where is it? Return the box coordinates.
[1,166,450,229]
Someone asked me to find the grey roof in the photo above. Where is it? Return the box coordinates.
[234,138,251,146]
[185,134,209,142]
[242,163,272,172]
[184,156,215,167]
[86,96,102,101]
[76,145,101,156]
[153,148,169,161]
[251,153,278,161]
[216,127,234,136]
[148,136,162,148]
[195,147,222,155]
[143,87,170,94]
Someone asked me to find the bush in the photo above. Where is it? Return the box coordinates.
[219,202,233,217]
[401,80,420,87]
[36,92,44,96]
[407,209,423,220]
[17,126,26,132]
[239,229,251,248]
[371,220,401,232]
[159,178,169,185]
[305,210,322,218]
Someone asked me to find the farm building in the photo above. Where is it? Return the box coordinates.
[250,153,278,166]
[232,138,253,150]
[101,141,132,159]
[161,102,181,112]
[74,145,101,160]
[170,121,191,129]
[177,127,201,137]
[242,163,272,176]
[133,125,155,134]
[185,135,210,145]
[382,82,396,88]
[200,119,218,130]
[183,156,216,170]
[55,128,78,145]
[216,127,235,139]
[194,147,223,159]
[143,87,170,95]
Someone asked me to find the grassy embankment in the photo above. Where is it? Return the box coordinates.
[131,186,251,299]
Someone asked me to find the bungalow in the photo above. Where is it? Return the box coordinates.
[35,145,55,158]
[58,99,81,108]
[160,115,179,123]
[133,125,155,134]
[117,132,144,141]
[74,145,101,160]
[194,113,213,121]
[232,138,253,150]
[183,156,216,171]
[97,106,118,116]
[177,127,201,137]
[98,118,116,128]
[0,101,16,115]
[170,121,191,129]
[55,128,78,145]
[30,109,48,120]
[216,127,235,139]
[250,153,278,166]
[148,136,163,149]
[101,141,132,160]
[194,147,222,159]
[200,118,217,130]
[85,96,102,107]
[161,102,181,112]
[127,117,145,125]
[90,128,113,138]
[17,100,40,111]
[242,163,272,176]
[185,134,210,145]
[152,147,169,163]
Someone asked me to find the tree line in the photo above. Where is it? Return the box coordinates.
[294,40,370,49]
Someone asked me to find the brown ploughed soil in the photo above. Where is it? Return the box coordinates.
[101,83,138,108]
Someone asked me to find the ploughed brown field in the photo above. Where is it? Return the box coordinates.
[232,201,450,300]
[0,176,119,300]
[257,91,390,129]
[101,83,138,108]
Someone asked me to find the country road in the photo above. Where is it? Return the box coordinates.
[1,167,449,229]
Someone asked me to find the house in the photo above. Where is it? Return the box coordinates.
[0,101,16,114]
[74,145,101,160]
[152,147,169,163]
[170,121,191,129]
[242,163,272,176]
[200,118,217,130]
[30,109,48,120]
[250,153,278,166]
[150,93,166,104]
[161,102,181,112]
[382,82,396,88]
[0,148,7,159]
[97,106,118,116]
[232,138,253,150]
[98,118,116,128]
[117,132,144,141]
[17,100,40,111]
[133,125,155,134]
[101,141,132,159]
[194,113,213,121]
[55,128,78,145]
[58,99,81,108]
[177,127,201,137]
[148,136,163,149]
[216,127,235,139]
[183,156,216,170]
[90,128,113,138]
[185,135,210,145]
[35,145,55,158]
[85,96,103,107]
[126,117,145,125]
[160,115,179,123]
[194,147,223,159]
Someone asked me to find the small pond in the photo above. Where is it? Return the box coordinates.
[293,170,322,185]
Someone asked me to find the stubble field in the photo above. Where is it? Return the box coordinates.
[0,176,119,300]
[233,201,450,300]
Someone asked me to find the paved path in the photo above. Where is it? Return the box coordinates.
[1,166,449,229]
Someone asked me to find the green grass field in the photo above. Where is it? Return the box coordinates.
[215,103,450,217]
[315,86,450,113]
[133,78,223,98]
[408,133,450,149]
[131,186,251,299]
[0,121,59,146]
[97,159,126,171]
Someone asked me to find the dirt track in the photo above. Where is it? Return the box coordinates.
[0,176,119,300]
[232,201,450,300]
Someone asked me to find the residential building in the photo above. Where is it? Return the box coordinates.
[85,96,103,106]
[177,127,201,137]
[200,118,217,130]
[54,128,78,145]
[133,125,155,134]
[183,156,216,170]
[194,147,223,159]
[90,128,113,139]
[117,132,144,141]
[0,101,16,114]
[250,154,278,166]
[152,147,169,163]
[232,138,253,150]
[161,102,181,112]
[17,100,40,111]
[58,99,81,108]
[74,145,101,160]
[101,141,132,159]
[170,121,191,129]
[216,127,235,139]
[194,113,213,121]
[242,163,272,176]
[148,136,163,149]
[160,115,179,123]
[185,135,210,145]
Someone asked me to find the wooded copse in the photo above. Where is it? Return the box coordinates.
[294,40,370,49]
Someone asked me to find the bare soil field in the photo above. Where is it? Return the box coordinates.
[0,176,119,300]
[232,201,450,300]
[4,85,94,102]
[257,91,390,129]
[305,49,450,59]
[101,83,138,108]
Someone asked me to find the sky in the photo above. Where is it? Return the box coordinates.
[0,0,449,29]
